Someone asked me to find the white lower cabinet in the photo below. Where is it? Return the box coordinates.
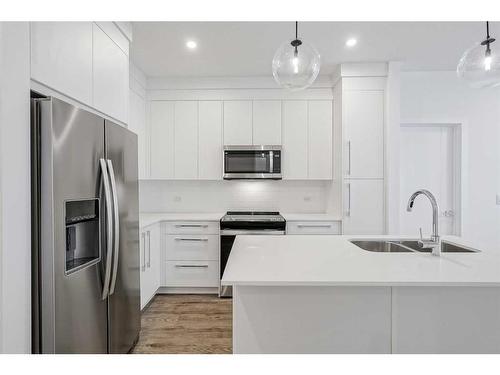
[166,234,219,261]
[162,221,220,291]
[343,179,385,235]
[140,223,161,309]
[164,261,219,287]
[286,221,341,235]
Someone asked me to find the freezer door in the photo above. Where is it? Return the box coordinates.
[35,97,108,353]
[105,120,141,353]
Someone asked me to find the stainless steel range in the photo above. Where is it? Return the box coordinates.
[219,211,286,297]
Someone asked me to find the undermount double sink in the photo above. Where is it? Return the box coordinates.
[350,239,479,253]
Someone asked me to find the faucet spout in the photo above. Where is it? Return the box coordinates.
[406,190,440,255]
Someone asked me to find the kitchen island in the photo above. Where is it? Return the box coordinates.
[221,235,500,354]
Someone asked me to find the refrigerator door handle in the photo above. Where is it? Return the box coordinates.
[100,159,114,300]
[107,159,120,296]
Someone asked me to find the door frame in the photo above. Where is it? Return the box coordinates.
[399,120,467,236]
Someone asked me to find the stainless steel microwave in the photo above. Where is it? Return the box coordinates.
[223,145,282,180]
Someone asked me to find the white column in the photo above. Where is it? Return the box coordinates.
[385,61,402,234]
[0,21,31,353]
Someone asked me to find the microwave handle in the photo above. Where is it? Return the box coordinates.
[269,150,274,174]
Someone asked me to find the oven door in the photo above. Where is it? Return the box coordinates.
[223,146,281,179]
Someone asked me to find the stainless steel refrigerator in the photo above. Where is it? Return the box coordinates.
[31,96,140,354]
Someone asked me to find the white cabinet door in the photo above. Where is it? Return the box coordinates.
[139,229,151,309]
[343,179,385,235]
[252,101,281,145]
[31,22,93,104]
[344,91,384,178]
[140,224,161,310]
[148,224,161,301]
[129,90,147,179]
[282,101,308,179]
[223,101,252,145]
[174,101,198,179]
[150,101,175,179]
[308,101,333,179]
[199,101,223,180]
[92,23,129,123]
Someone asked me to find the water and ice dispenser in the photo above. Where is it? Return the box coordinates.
[65,199,100,274]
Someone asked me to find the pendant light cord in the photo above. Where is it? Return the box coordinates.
[487,21,490,40]
[290,21,302,53]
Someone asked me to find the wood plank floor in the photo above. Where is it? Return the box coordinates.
[132,294,232,354]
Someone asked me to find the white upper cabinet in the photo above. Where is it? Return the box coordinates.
[308,101,333,179]
[146,98,332,181]
[31,22,130,124]
[199,101,223,180]
[174,101,199,179]
[31,22,93,104]
[252,101,281,145]
[129,89,147,179]
[150,101,175,179]
[282,100,333,180]
[92,23,129,124]
[344,90,384,178]
[223,101,253,145]
[282,100,308,179]
[343,179,385,235]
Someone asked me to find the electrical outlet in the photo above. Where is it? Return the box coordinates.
[173,196,182,202]
[303,196,312,202]
[496,194,500,206]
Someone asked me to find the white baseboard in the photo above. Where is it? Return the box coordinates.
[157,287,219,295]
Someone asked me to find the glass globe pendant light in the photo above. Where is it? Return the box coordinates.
[272,22,321,91]
[457,21,500,88]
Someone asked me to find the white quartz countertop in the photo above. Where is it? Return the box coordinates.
[140,212,340,228]
[140,212,224,228]
[221,235,500,286]
[281,213,342,221]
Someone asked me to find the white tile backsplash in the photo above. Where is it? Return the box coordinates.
[139,180,331,213]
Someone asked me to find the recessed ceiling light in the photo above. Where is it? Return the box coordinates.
[345,38,357,48]
[186,40,197,50]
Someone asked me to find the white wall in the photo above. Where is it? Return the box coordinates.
[400,71,500,249]
[0,22,31,353]
[139,180,331,214]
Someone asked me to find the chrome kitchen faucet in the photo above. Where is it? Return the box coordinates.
[406,189,441,256]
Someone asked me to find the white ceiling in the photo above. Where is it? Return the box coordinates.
[131,21,500,78]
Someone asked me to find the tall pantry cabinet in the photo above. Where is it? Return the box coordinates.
[334,66,387,235]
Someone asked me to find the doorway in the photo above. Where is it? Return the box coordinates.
[400,123,462,236]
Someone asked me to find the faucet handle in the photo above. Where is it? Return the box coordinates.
[419,227,423,241]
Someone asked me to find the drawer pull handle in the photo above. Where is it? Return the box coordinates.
[175,264,209,268]
[175,224,209,228]
[175,237,209,242]
[297,224,333,228]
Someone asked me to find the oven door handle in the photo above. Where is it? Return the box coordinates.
[220,230,285,235]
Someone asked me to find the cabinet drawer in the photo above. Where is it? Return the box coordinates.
[286,221,341,235]
[164,260,219,287]
[165,234,219,261]
[164,221,219,235]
